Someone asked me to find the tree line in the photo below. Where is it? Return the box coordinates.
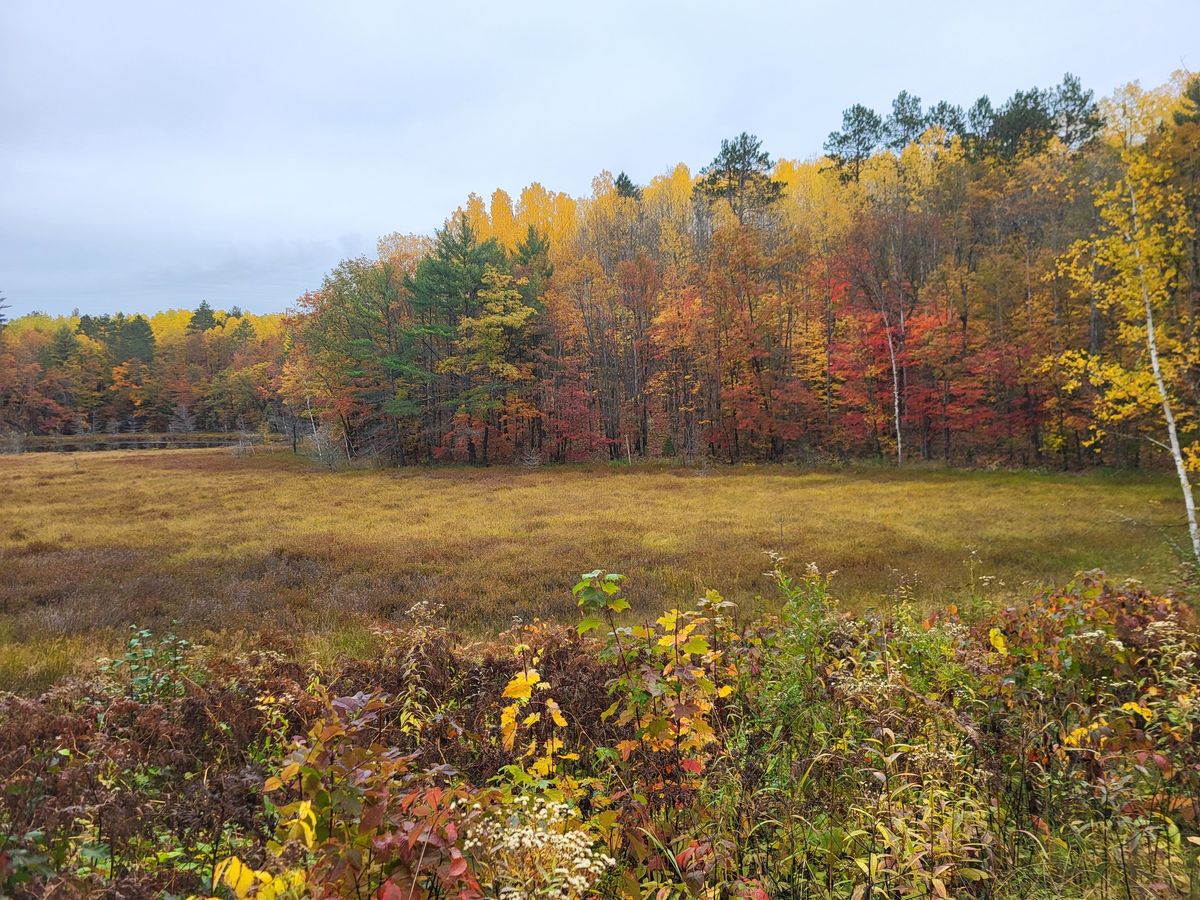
[0,302,285,437]
[3,73,1198,482]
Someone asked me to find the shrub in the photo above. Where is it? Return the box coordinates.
[3,564,1199,897]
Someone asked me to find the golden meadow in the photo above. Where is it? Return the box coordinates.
[0,447,1185,693]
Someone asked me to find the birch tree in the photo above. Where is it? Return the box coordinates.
[1059,144,1200,564]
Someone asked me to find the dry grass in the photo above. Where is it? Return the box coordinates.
[0,448,1188,692]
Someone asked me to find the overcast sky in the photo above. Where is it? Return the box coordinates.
[2,0,1197,318]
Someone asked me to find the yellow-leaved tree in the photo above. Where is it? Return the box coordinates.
[1058,125,1199,564]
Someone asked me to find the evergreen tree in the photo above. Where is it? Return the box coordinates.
[695,132,784,222]
[231,317,256,347]
[513,226,553,308]
[404,215,508,450]
[614,171,642,200]
[966,96,995,135]
[74,313,155,363]
[113,315,155,363]
[1174,76,1200,126]
[1052,73,1103,149]
[77,313,110,342]
[925,101,965,143]
[187,300,218,333]
[406,216,507,327]
[885,90,925,149]
[963,96,996,159]
[990,88,1055,159]
[46,325,78,366]
[824,105,883,182]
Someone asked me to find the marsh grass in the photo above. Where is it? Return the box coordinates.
[0,448,1188,692]
[0,628,106,694]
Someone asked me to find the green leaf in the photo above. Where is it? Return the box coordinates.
[681,636,710,655]
[957,868,991,881]
[577,616,604,635]
[80,843,110,864]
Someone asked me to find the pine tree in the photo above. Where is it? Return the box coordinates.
[990,88,1055,159]
[925,101,965,143]
[1052,73,1102,149]
[824,105,883,182]
[114,315,155,363]
[231,318,256,347]
[47,325,78,366]
[695,132,784,222]
[187,300,218,334]
[614,171,642,200]
[885,91,924,149]
[513,226,553,308]
[1174,76,1200,126]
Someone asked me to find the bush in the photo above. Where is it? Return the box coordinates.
[2,565,1199,897]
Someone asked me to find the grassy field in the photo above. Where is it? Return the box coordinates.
[0,447,1190,692]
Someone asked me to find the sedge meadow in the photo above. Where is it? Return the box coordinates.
[0,447,1186,693]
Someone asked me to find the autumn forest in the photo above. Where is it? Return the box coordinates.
[4,72,1199,475]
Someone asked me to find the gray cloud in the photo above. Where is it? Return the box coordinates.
[2,0,1196,316]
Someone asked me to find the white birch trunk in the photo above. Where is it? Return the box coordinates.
[1129,181,1200,565]
[881,307,903,467]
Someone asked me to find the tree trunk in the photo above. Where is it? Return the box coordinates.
[882,308,904,467]
[1130,182,1200,565]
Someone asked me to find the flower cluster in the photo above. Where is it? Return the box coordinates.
[464,796,615,899]
[831,669,900,706]
[403,598,445,628]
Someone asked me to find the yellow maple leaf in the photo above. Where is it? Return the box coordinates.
[545,697,567,727]
[988,628,1008,656]
[1121,701,1154,723]
[503,669,540,700]
[214,856,269,899]
[500,703,519,751]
